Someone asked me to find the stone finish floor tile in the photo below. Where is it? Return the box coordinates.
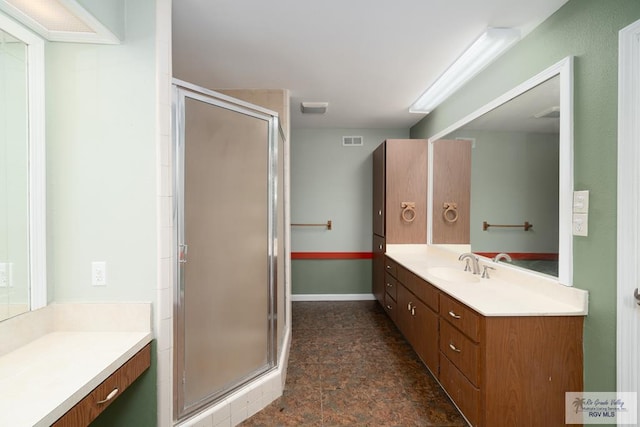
[241,301,467,426]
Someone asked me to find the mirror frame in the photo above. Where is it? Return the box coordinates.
[427,56,574,286]
[0,12,46,309]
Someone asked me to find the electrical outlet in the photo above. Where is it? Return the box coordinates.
[572,213,588,237]
[92,261,107,286]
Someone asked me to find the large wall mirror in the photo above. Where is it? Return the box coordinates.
[0,12,45,320]
[428,57,574,286]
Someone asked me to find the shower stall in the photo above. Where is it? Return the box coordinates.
[172,80,287,420]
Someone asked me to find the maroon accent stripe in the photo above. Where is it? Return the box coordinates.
[291,252,373,260]
[475,252,558,261]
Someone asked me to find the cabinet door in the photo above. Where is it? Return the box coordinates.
[385,139,427,244]
[397,285,439,375]
[396,284,414,340]
[410,298,439,376]
[432,139,471,244]
[372,234,386,304]
[372,143,385,237]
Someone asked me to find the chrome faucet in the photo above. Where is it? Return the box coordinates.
[493,252,512,263]
[458,252,480,275]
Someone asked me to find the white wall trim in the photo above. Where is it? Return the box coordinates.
[617,18,640,397]
[292,293,376,301]
[0,13,47,310]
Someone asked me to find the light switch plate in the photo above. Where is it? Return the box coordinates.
[573,213,588,236]
[573,190,589,213]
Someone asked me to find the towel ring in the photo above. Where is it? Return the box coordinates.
[443,202,458,223]
[401,202,416,223]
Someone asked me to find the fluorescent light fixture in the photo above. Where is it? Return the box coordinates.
[410,28,520,114]
[301,102,328,114]
[0,0,121,44]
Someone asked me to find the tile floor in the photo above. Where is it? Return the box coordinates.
[241,300,467,426]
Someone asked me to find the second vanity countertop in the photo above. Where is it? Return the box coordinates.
[386,244,588,317]
[0,303,152,427]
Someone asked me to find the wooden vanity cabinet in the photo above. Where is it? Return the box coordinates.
[438,293,584,427]
[392,260,439,376]
[53,343,151,427]
[381,259,584,426]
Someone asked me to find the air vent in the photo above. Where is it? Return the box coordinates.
[342,136,363,147]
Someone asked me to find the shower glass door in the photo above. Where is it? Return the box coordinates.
[173,81,277,420]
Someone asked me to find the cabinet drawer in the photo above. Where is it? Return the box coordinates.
[397,266,439,311]
[440,320,479,386]
[384,273,397,301]
[384,256,398,278]
[383,292,397,324]
[440,352,479,427]
[53,343,151,427]
[440,293,480,342]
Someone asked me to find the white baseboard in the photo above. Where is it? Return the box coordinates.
[292,293,376,301]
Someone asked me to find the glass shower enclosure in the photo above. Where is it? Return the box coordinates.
[172,80,279,420]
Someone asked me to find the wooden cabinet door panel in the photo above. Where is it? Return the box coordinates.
[372,143,385,236]
[384,272,397,301]
[431,139,471,244]
[385,139,427,244]
[398,266,439,311]
[440,293,481,342]
[411,298,439,375]
[440,352,479,426]
[372,235,386,304]
[440,320,480,386]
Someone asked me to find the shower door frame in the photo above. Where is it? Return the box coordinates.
[172,79,279,420]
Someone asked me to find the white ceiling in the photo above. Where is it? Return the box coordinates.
[172,0,569,130]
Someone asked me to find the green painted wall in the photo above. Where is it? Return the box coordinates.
[411,0,640,393]
[292,259,372,295]
[291,128,408,295]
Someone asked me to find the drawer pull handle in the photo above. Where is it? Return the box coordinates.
[407,302,413,311]
[386,283,393,288]
[386,265,392,270]
[449,343,461,353]
[448,310,461,319]
[411,307,415,316]
[97,388,119,404]
[386,305,393,310]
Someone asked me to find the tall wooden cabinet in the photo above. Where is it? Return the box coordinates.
[372,139,428,304]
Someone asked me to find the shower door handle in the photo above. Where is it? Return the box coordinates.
[179,244,188,263]
[634,288,640,306]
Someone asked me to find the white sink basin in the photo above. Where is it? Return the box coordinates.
[427,267,481,283]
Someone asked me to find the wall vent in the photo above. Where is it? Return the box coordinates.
[342,136,363,147]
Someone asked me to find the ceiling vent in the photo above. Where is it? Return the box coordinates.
[300,102,328,114]
[342,136,363,147]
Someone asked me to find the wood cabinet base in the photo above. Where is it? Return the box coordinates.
[53,343,151,427]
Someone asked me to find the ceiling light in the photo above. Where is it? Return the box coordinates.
[410,28,520,114]
[300,102,328,114]
[0,0,121,43]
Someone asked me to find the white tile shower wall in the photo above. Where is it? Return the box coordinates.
[156,0,174,425]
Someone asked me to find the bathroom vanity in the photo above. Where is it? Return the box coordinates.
[0,303,152,427]
[383,244,587,427]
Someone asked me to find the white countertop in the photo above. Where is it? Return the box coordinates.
[386,244,588,317]
[0,303,152,427]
